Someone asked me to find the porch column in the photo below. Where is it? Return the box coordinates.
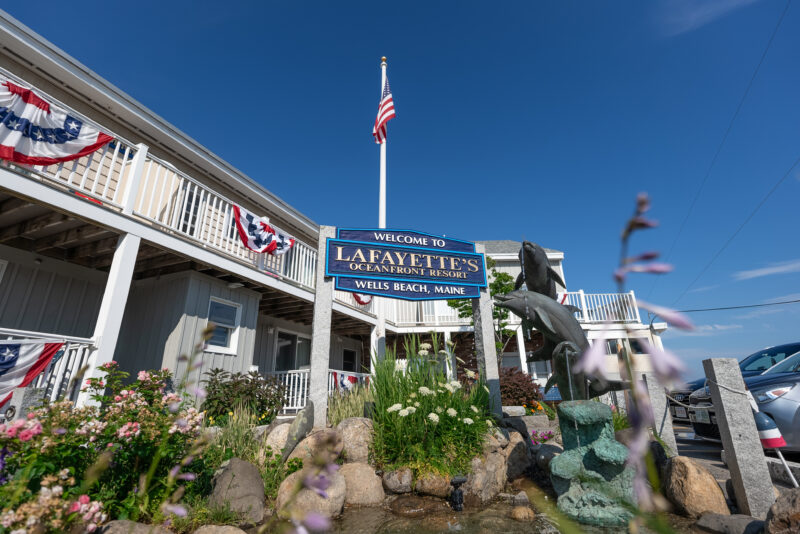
[472,244,502,417]
[515,324,527,373]
[76,233,141,406]
[309,225,335,428]
[369,319,384,376]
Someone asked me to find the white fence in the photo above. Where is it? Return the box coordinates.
[0,328,94,404]
[267,369,369,415]
[562,290,640,323]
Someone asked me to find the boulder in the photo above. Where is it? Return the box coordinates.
[208,458,266,523]
[664,456,730,518]
[265,423,291,455]
[493,427,510,448]
[275,469,346,518]
[503,430,531,480]
[389,495,451,518]
[502,406,526,417]
[463,452,507,505]
[483,433,501,455]
[193,527,248,534]
[339,463,384,505]
[415,473,451,498]
[765,487,800,534]
[252,419,282,441]
[336,417,373,464]
[725,478,781,504]
[383,468,413,494]
[695,513,764,534]
[535,444,563,471]
[100,521,171,534]
[513,490,531,506]
[510,506,536,522]
[287,428,343,464]
[282,401,314,461]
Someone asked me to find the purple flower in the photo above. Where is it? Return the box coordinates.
[574,336,609,379]
[636,192,650,213]
[162,504,187,517]
[177,472,196,481]
[189,385,207,399]
[630,216,658,230]
[53,427,67,435]
[303,473,331,499]
[301,512,331,532]
[643,341,686,386]
[637,300,694,330]
[626,251,659,263]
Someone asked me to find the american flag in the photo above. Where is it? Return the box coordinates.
[372,78,395,144]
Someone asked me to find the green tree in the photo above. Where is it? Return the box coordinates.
[447,256,516,355]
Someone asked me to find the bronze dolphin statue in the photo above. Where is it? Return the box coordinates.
[515,241,566,300]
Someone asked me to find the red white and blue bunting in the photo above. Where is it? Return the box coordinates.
[0,75,113,165]
[232,204,295,255]
[353,293,372,306]
[0,339,64,407]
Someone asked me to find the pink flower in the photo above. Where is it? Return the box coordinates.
[114,396,122,402]
[637,300,694,330]
[18,429,34,442]
[27,412,36,419]
[69,501,80,513]
[79,495,90,505]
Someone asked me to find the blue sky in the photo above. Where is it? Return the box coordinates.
[6,0,800,379]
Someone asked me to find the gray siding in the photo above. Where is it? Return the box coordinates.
[0,244,105,337]
[114,273,189,377]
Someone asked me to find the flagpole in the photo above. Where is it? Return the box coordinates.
[374,56,388,364]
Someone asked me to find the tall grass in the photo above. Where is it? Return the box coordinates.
[328,384,374,427]
[371,336,492,475]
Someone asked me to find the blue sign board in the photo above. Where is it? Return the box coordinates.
[326,228,486,301]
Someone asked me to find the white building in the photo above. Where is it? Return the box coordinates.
[0,10,665,414]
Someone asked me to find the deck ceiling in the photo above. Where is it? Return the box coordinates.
[0,190,372,335]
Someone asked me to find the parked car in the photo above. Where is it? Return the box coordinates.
[688,347,800,451]
[670,342,800,423]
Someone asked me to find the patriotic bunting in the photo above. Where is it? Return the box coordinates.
[753,410,786,449]
[232,204,295,255]
[0,340,64,407]
[0,74,113,165]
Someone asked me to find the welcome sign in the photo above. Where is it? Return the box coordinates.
[326,229,487,301]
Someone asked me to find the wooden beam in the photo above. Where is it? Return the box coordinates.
[133,253,190,273]
[0,197,32,218]
[0,212,69,242]
[66,236,120,259]
[33,225,112,252]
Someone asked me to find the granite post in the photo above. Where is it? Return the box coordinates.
[642,373,677,457]
[702,358,775,519]
[309,225,336,428]
[472,244,502,418]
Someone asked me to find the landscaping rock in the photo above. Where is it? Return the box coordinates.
[764,487,800,534]
[287,428,343,464]
[275,469,346,518]
[383,467,413,494]
[510,506,536,522]
[208,458,266,523]
[483,432,501,455]
[264,423,291,454]
[339,462,384,505]
[282,401,314,461]
[502,406,526,417]
[193,527,248,534]
[664,456,730,518]
[101,521,171,534]
[336,417,373,464]
[388,495,451,518]
[463,452,507,505]
[725,478,780,504]
[513,490,531,506]
[503,430,531,480]
[535,443,562,470]
[415,473,451,498]
[695,512,764,534]
[493,427,510,448]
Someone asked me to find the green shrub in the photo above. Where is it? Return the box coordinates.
[168,495,242,534]
[202,369,286,426]
[328,384,374,427]
[370,336,492,475]
[612,407,631,431]
[499,366,541,407]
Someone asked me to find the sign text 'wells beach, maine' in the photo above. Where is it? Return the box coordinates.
[326,229,487,301]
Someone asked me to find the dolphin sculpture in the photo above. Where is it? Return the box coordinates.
[515,241,566,300]
[495,290,626,399]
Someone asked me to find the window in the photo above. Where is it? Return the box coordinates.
[275,331,311,371]
[741,344,800,373]
[342,349,357,372]
[207,298,240,353]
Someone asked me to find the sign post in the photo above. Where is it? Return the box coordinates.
[472,243,502,417]
[309,225,336,429]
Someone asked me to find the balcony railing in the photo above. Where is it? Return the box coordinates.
[0,328,94,405]
[267,369,369,415]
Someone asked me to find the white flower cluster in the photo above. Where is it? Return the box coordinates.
[417,386,434,396]
[398,409,410,417]
[435,406,444,414]
[418,343,432,356]
[443,380,462,393]
[387,403,403,413]
[446,408,458,417]
[427,413,439,424]
[470,405,479,414]
[462,418,474,425]
[465,369,476,379]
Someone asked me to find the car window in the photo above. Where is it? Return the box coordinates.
[741,344,800,371]
[764,351,800,375]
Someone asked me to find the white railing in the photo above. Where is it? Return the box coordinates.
[0,328,94,404]
[334,290,375,314]
[266,369,370,414]
[388,300,465,327]
[562,290,640,323]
